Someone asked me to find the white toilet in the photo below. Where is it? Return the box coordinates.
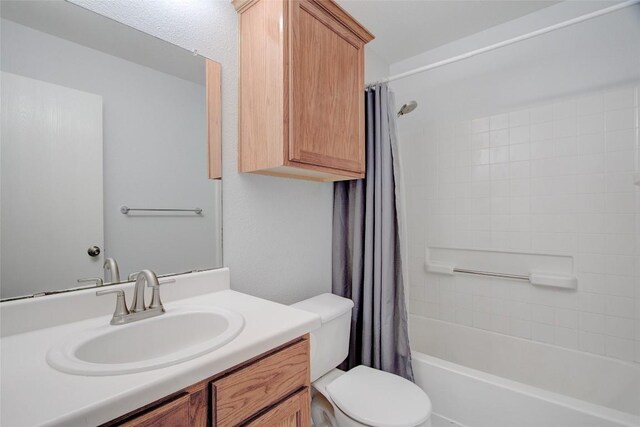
[292,293,432,427]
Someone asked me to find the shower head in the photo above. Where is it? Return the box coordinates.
[397,101,418,117]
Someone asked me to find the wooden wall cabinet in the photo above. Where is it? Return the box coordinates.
[234,0,374,182]
[102,335,310,427]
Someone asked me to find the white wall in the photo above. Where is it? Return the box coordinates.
[392,3,640,363]
[364,48,389,83]
[67,0,340,304]
[1,18,220,286]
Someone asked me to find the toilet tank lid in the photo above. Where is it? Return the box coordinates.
[291,293,353,323]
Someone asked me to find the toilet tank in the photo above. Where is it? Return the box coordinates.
[291,293,354,382]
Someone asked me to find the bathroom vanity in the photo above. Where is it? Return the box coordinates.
[103,335,310,426]
[0,268,320,426]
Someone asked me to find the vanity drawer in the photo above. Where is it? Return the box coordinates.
[212,337,310,426]
[244,387,310,427]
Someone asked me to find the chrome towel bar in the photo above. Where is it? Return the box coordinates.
[453,268,529,281]
[120,206,202,215]
[426,262,577,290]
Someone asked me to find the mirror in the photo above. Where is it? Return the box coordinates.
[0,1,223,300]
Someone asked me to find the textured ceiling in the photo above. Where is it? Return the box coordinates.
[336,0,560,64]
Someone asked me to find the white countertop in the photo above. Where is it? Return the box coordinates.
[0,270,321,426]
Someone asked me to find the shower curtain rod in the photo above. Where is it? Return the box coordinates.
[367,0,639,87]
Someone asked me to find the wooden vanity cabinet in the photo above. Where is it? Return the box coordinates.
[102,335,310,427]
[233,0,374,182]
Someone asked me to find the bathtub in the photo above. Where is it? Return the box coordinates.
[410,316,640,427]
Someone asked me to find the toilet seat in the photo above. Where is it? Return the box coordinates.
[326,365,431,427]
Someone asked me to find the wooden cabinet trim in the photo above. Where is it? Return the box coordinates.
[277,162,363,179]
[232,0,259,13]
[309,0,373,43]
[188,384,209,426]
[283,0,291,169]
[120,394,190,427]
[206,59,222,179]
[298,0,362,48]
[100,391,189,427]
[233,0,376,46]
[292,150,364,173]
[253,167,361,182]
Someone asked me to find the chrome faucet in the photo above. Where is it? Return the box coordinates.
[103,258,121,284]
[130,269,162,313]
[96,269,165,325]
[129,270,177,285]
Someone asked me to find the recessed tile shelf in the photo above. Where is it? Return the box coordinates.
[425,246,578,290]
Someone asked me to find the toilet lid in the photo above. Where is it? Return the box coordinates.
[326,365,431,427]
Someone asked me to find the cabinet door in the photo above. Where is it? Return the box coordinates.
[213,338,309,426]
[289,0,365,174]
[120,394,190,427]
[244,388,311,427]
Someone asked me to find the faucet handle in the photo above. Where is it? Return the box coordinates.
[96,289,130,324]
[146,279,172,311]
[78,277,104,286]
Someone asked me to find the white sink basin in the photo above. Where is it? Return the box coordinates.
[47,306,244,376]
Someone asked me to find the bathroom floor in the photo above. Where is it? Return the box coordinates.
[432,414,464,427]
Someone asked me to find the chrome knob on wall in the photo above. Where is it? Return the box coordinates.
[87,246,101,257]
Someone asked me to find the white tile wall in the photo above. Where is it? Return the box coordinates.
[402,84,640,363]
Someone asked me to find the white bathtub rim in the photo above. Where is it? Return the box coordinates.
[412,351,640,427]
[410,316,640,415]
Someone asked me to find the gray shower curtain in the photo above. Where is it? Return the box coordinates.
[332,83,413,381]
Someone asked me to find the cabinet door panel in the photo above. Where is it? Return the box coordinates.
[290,0,364,173]
[213,338,309,426]
[244,388,311,427]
